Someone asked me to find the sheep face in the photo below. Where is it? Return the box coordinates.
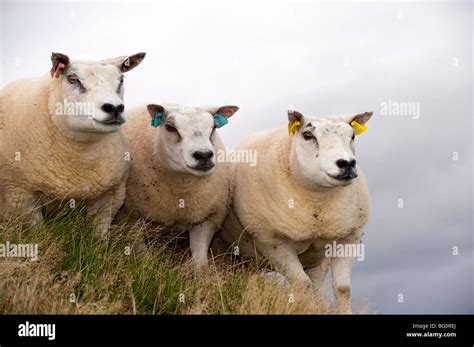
[288,111,372,188]
[49,52,145,134]
[147,104,239,176]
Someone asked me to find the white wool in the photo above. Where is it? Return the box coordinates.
[0,52,145,234]
[122,104,236,270]
[217,112,372,313]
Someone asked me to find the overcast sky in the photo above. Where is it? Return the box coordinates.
[1,0,472,313]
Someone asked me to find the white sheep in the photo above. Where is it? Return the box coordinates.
[0,52,146,235]
[216,110,373,313]
[122,103,239,271]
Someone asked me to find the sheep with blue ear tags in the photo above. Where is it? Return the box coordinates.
[122,103,239,272]
[215,109,373,313]
[0,52,146,236]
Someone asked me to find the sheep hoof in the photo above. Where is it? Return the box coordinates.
[339,305,352,314]
[192,260,210,274]
[260,271,290,288]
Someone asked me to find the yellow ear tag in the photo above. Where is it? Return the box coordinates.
[288,121,301,135]
[351,120,368,135]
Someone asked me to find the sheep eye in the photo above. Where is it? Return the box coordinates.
[67,75,79,84]
[351,134,355,141]
[67,74,86,93]
[165,124,178,133]
[303,131,315,141]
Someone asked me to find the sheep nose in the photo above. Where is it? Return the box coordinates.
[336,159,356,169]
[193,151,214,161]
[101,103,124,116]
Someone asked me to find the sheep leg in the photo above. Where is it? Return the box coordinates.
[307,257,330,297]
[257,241,313,290]
[2,185,43,226]
[331,256,353,314]
[88,183,126,238]
[189,220,219,271]
[330,238,356,314]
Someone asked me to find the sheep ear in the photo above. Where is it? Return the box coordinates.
[338,112,373,136]
[288,110,304,125]
[215,106,239,119]
[203,105,239,118]
[351,112,373,125]
[50,52,69,78]
[147,104,166,118]
[341,112,373,125]
[288,110,304,135]
[147,104,166,128]
[119,52,146,73]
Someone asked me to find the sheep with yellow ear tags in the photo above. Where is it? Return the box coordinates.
[122,103,239,272]
[0,52,146,235]
[216,109,373,314]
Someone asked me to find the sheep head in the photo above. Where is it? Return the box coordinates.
[147,104,239,176]
[288,109,373,189]
[49,52,146,136]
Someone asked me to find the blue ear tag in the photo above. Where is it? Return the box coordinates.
[213,113,228,128]
[151,112,162,128]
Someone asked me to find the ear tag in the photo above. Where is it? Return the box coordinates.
[50,63,66,79]
[213,113,228,128]
[151,112,162,128]
[287,120,301,136]
[351,120,368,135]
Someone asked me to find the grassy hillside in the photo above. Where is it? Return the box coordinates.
[0,208,354,314]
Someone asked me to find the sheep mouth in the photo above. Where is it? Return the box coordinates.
[327,171,358,182]
[188,162,215,173]
[95,118,125,126]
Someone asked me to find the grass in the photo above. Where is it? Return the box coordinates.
[0,207,351,314]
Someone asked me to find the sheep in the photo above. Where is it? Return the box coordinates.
[0,52,146,235]
[216,109,373,313]
[122,103,239,271]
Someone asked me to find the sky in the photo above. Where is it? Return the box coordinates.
[1,0,472,313]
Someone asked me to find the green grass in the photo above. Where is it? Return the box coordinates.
[0,207,339,314]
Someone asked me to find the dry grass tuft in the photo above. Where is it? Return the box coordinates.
[0,209,368,314]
